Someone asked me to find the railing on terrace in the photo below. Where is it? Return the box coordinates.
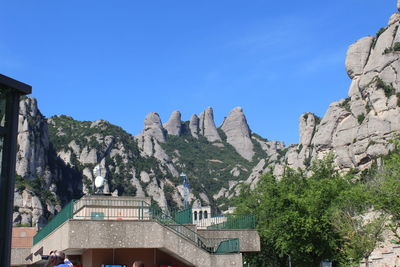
[149,205,240,254]
[193,215,227,229]
[73,198,150,220]
[206,215,256,230]
[32,198,241,254]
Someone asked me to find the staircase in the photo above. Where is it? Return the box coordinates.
[149,205,240,254]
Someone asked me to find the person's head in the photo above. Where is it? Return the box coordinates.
[46,250,65,267]
[133,261,144,267]
[55,250,66,260]
[46,254,64,267]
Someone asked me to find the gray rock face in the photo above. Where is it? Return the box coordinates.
[146,178,168,208]
[164,111,182,136]
[140,171,151,183]
[199,107,221,142]
[313,101,350,151]
[279,5,400,171]
[345,36,374,79]
[136,112,169,161]
[221,107,254,161]
[135,113,179,179]
[244,159,266,190]
[142,112,166,143]
[252,137,285,162]
[389,13,400,25]
[14,98,54,226]
[131,174,145,198]
[299,113,317,147]
[16,98,50,179]
[79,147,98,165]
[189,114,200,138]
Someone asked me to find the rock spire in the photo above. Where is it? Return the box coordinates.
[142,112,165,143]
[221,107,254,161]
[189,114,200,138]
[199,107,221,142]
[164,111,182,136]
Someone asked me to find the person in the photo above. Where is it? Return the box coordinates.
[55,251,73,267]
[46,250,72,267]
[132,261,144,267]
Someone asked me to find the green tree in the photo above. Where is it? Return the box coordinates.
[333,183,387,266]
[374,141,400,240]
[235,156,350,266]
[333,207,387,267]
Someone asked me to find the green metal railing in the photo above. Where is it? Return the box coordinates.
[215,238,240,254]
[174,207,193,224]
[33,198,242,254]
[33,201,74,245]
[207,215,256,230]
[149,205,239,254]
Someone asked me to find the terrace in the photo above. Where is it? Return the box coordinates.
[24,195,259,267]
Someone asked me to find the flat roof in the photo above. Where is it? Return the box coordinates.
[0,74,32,95]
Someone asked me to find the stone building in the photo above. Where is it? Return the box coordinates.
[11,195,260,267]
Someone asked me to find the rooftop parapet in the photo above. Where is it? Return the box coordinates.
[32,195,256,256]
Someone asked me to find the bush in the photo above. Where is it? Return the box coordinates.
[357,114,365,124]
[383,47,393,54]
[384,42,400,54]
[394,42,400,51]
[376,77,395,97]
[339,98,351,112]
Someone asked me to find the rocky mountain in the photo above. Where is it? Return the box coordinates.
[13,100,284,227]
[244,1,400,188]
[12,0,400,230]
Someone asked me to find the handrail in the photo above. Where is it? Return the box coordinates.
[148,205,239,254]
[32,198,241,254]
[206,214,256,230]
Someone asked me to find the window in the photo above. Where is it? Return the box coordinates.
[204,210,208,219]
[194,211,197,221]
[199,211,203,220]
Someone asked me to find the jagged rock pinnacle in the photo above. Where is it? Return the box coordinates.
[143,112,165,143]
[299,113,316,147]
[189,114,200,138]
[221,107,254,161]
[199,107,221,142]
[164,111,182,136]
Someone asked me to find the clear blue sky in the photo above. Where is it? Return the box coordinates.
[2,0,395,145]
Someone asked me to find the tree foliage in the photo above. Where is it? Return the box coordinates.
[235,156,351,266]
[374,141,400,240]
[332,183,387,266]
[235,143,400,267]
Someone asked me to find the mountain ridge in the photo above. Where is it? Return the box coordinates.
[12,0,400,231]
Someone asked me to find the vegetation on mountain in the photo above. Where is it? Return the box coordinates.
[375,77,396,98]
[47,115,163,197]
[161,127,267,201]
[374,141,400,241]
[45,115,273,210]
[235,144,400,266]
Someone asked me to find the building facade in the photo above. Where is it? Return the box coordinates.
[11,195,260,267]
